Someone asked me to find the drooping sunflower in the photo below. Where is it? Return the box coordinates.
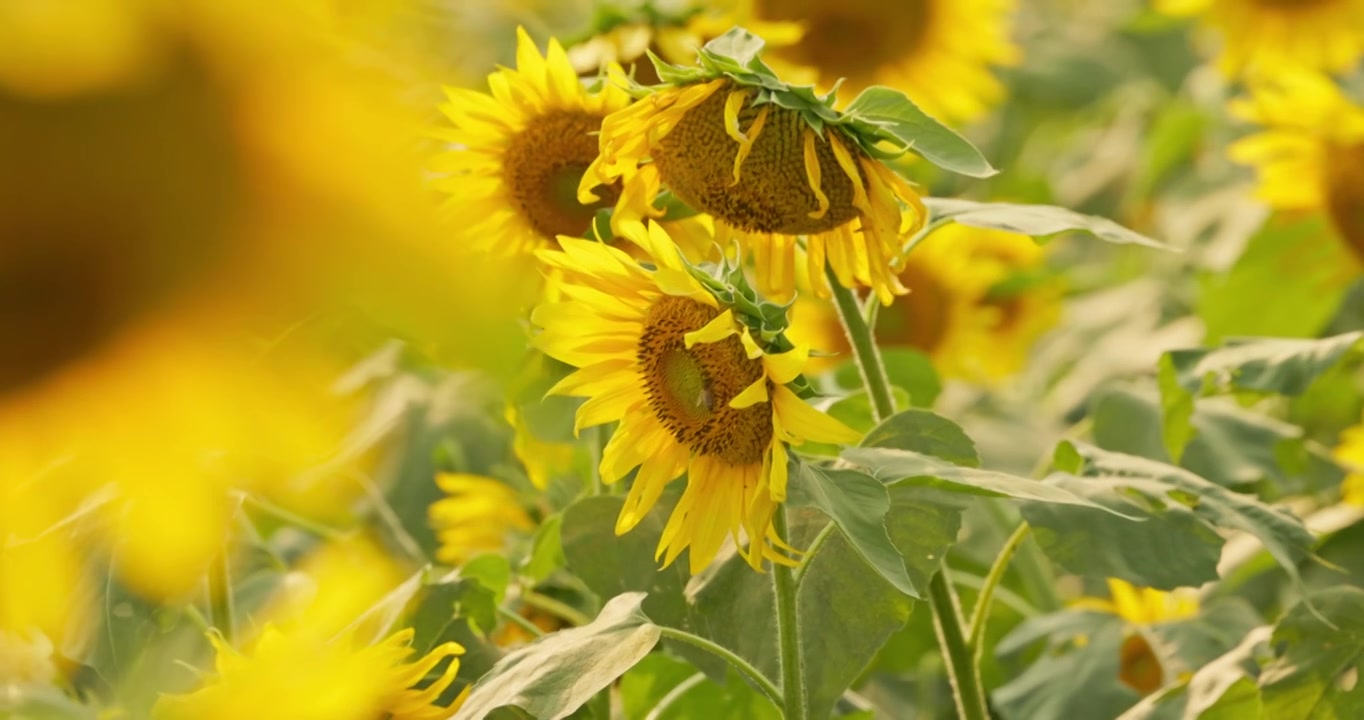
[1070,579,1199,696]
[788,224,1062,382]
[1228,71,1364,260]
[580,30,967,306]
[1157,0,1364,75]
[532,222,861,573]
[740,0,1020,123]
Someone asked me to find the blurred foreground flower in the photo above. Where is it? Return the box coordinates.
[532,222,860,572]
[429,474,536,565]
[1072,579,1199,696]
[581,32,929,304]
[789,225,1061,382]
[1157,0,1364,75]
[742,0,1020,123]
[1229,71,1364,260]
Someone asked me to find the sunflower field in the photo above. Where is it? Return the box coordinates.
[7,0,1364,718]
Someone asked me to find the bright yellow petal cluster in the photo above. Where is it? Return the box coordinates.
[255,536,411,642]
[742,0,1020,123]
[152,626,465,720]
[429,474,536,565]
[1333,421,1364,506]
[1157,0,1364,75]
[532,222,861,572]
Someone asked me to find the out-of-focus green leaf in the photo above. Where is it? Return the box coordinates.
[410,575,498,655]
[794,464,916,597]
[860,409,980,467]
[0,685,102,720]
[451,592,660,720]
[924,198,1166,248]
[461,554,511,606]
[994,621,1140,720]
[1118,625,1271,720]
[1036,443,1314,591]
[1159,332,1364,461]
[1260,587,1364,719]
[840,87,998,177]
[831,349,940,409]
[525,512,565,582]
[618,654,781,720]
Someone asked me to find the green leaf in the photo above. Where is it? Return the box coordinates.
[1260,587,1364,719]
[461,554,511,606]
[993,621,1141,720]
[699,27,766,71]
[525,512,565,582]
[1042,443,1315,591]
[860,409,980,467]
[452,593,661,720]
[924,198,1166,248]
[1158,332,1364,460]
[840,87,997,177]
[795,464,917,597]
[409,575,498,653]
[843,447,1125,510]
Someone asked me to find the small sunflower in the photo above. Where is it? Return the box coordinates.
[1228,71,1364,260]
[788,224,1061,382]
[429,473,537,565]
[531,222,861,573]
[1071,579,1199,696]
[432,27,634,255]
[1157,0,1364,75]
[742,0,1020,123]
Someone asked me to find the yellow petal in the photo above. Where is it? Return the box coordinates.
[684,309,737,348]
[763,345,809,385]
[729,378,769,409]
[803,130,829,220]
[772,385,863,445]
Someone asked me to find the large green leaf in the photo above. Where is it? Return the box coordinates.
[451,592,661,720]
[1036,443,1315,591]
[843,447,1121,510]
[841,87,997,178]
[1159,332,1364,461]
[860,409,980,467]
[924,198,1166,248]
[795,464,917,597]
[1260,587,1364,719]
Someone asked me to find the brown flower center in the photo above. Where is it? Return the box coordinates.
[1323,141,1364,262]
[653,84,865,235]
[638,296,772,465]
[755,0,931,89]
[504,110,620,240]
[1117,632,1163,696]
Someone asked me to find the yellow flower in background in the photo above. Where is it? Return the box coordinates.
[153,626,465,720]
[1157,0,1364,75]
[789,224,1061,382]
[1071,579,1200,696]
[1333,421,1364,506]
[433,28,635,256]
[532,222,861,573]
[1229,71,1364,260]
[742,0,1020,123]
[582,76,927,305]
[255,536,410,642]
[507,405,577,490]
[430,474,536,565]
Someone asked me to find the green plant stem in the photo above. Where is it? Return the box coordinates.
[827,266,987,720]
[967,523,1031,656]
[827,269,895,422]
[657,627,783,708]
[646,673,705,720]
[982,501,1060,613]
[771,508,807,720]
[521,591,592,627]
[497,606,546,638]
[208,553,234,645]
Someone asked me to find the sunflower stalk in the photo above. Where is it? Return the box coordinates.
[825,268,989,720]
[771,506,808,720]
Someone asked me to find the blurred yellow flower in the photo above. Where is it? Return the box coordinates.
[1229,71,1364,260]
[789,224,1061,382]
[1332,421,1364,506]
[507,405,576,490]
[742,0,1020,123]
[429,474,536,565]
[1071,579,1199,696]
[1157,0,1364,75]
[153,626,465,720]
[255,536,410,641]
[532,222,861,572]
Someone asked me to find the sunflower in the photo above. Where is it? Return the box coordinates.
[429,473,537,565]
[531,222,861,573]
[741,0,1020,123]
[432,27,635,256]
[1070,579,1199,696]
[1157,0,1364,75]
[580,38,934,306]
[788,224,1061,382]
[1228,71,1364,261]
[1333,419,1364,506]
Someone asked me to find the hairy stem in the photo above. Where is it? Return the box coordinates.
[657,627,783,708]
[771,507,807,720]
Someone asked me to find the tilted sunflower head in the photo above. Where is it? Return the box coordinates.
[531,220,861,573]
[579,28,996,306]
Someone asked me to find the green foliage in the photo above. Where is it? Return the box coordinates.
[923,198,1166,247]
[795,464,917,597]
[839,87,997,177]
[619,655,780,720]
[1260,588,1364,718]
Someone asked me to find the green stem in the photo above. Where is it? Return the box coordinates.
[827,266,987,720]
[208,553,235,645]
[646,673,705,720]
[967,523,1031,656]
[657,627,783,708]
[929,570,990,720]
[497,606,546,639]
[522,591,592,627]
[827,268,896,422]
[771,508,807,720]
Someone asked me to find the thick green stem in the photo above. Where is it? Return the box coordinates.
[827,270,896,422]
[657,627,783,708]
[772,508,807,720]
[827,266,987,720]
[968,523,1031,658]
[208,553,235,645]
